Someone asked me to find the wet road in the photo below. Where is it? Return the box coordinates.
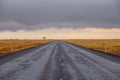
[0,41,120,80]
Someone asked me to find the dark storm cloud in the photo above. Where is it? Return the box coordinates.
[116,0,120,14]
[0,0,120,31]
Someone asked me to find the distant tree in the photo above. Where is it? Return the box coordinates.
[43,37,46,40]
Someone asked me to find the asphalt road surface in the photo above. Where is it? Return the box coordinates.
[0,41,120,80]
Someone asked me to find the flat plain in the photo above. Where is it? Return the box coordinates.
[0,39,52,56]
[65,39,120,56]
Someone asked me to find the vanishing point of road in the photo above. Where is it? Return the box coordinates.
[0,41,120,80]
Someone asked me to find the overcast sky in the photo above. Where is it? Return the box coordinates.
[0,0,120,39]
[0,0,120,31]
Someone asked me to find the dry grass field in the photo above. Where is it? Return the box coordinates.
[65,39,120,56]
[0,40,53,56]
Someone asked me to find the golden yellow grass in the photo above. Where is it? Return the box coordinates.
[0,40,53,56]
[65,39,120,56]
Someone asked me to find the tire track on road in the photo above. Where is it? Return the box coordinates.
[0,42,55,80]
[52,44,72,80]
[40,44,57,80]
[61,41,120,80]
[58,42,86,80]
[15,42,57,80]
[65,42,120,78]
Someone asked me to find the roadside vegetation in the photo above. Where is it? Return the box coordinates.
[65,39,120,56]
[0,39,53,56]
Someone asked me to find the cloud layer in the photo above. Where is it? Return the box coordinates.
[0,0,120,31]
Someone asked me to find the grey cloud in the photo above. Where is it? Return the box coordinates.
[0,0,120,31]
